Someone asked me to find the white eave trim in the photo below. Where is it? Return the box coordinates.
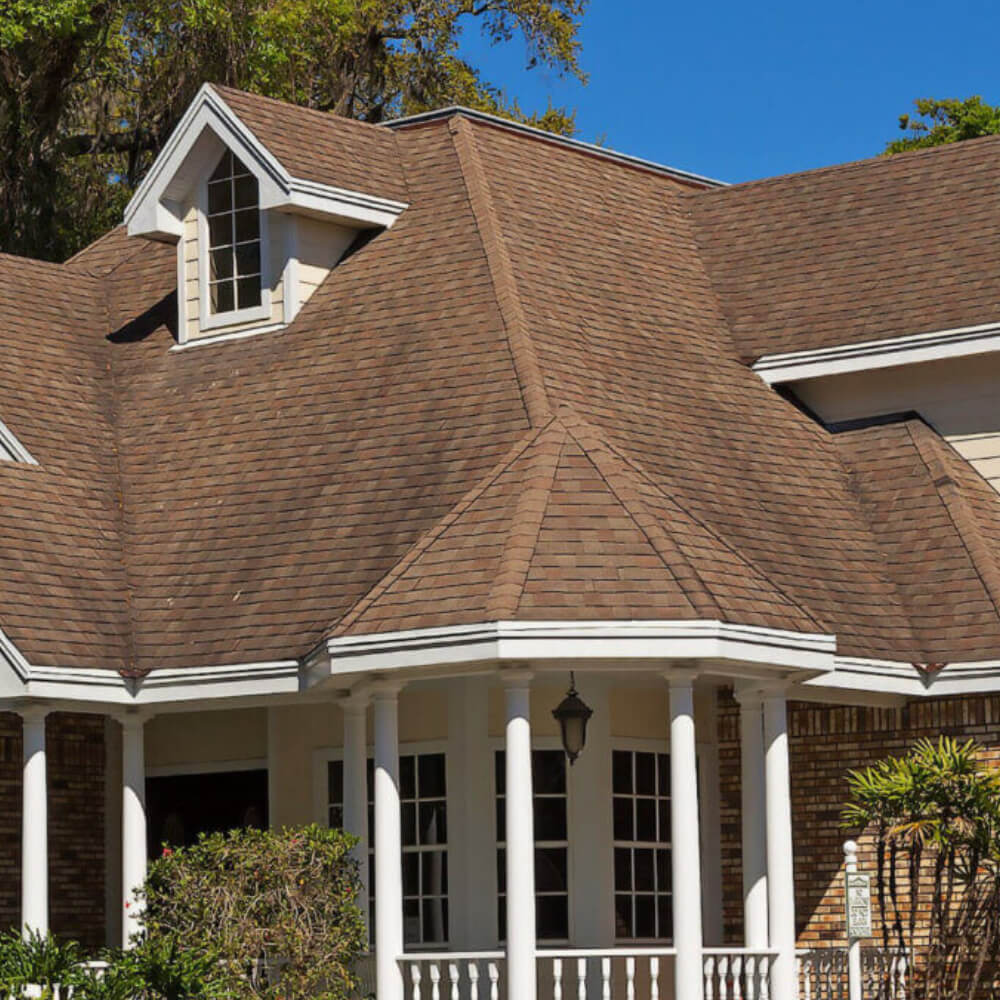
[123,83,407,240]
[753,320,1000,384]
[0,418,37,465]
[319,619,838,679]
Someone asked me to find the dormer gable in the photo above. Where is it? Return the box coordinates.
[123,84,408,344]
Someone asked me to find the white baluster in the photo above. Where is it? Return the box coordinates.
[553,959,563,1000]
[721,955,732,1000]
[706,955,716,1000]
[650,956,660,1000]
[602,957,612,1000]
[488,961,500,1000]
[448,962,459,1000]
[469,962,480,1000]
[411,963,423,1000]
[577,957,588,1000]
[625,956,636,1000]
[430,962,441,1000]
[732,956,743,1000]
[746,954,758,1000]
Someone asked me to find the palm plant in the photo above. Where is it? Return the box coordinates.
[843,737,1000,1000]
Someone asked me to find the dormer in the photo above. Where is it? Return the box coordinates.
[123,84,408,345]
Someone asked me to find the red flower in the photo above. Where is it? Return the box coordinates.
[124,902,131,909]
[161,847,173,857]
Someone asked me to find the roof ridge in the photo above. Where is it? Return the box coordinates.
[326,420,557,638]
[448,115,552,427]
[559,408,826,629]
[906,419,1000,626]
[486,422,565,618]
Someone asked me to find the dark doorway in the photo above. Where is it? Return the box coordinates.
[146,769,268,858]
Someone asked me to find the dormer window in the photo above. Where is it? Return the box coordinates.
[206,152,263,316]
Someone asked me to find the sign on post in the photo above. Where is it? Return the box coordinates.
[845,871,872,939]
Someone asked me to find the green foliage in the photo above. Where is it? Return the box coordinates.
[843,737,1000,1000]
[887,96,1000,154]
[0,929,81,996]
[0,0,587,261]
[141,824,365,1000]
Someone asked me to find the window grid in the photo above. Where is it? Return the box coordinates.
[328,752,448,947]
[206,150,262,314]
[612,749,673,943]
[495,748,569,943]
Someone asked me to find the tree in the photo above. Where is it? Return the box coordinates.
[0,0,587,261]
[843,737,1000,1000]
[887,96,1000,154]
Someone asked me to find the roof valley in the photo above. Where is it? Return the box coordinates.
[448,115,552,427]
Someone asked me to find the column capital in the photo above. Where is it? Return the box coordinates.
[499,665,534,688]
[16,702,51,725]
[664,666,699,688]
[340,688,370,714]
[370,676,404,700]
[116,709,152,731]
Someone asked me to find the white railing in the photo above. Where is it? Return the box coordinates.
[537,947,676,1000]
[797,947,907,1000]
[400,951,505,1000]
[704,948,776,1000]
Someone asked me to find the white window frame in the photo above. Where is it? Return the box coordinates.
[317,740,451,950]
[490,735,574,945]
[196,157,272,333]
[610,738,673,945]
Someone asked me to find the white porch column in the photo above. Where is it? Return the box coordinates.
[669,673,704,1000]
[373,684,404,1000]
[121,713,148,948]
[504,670,536,1000]
[764,691,798,1000]
[695,686,723,945]
[737,690,769,949]
[342,695,370,935]
[20,706,49,937]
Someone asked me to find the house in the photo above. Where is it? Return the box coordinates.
[1,81,1000,1000]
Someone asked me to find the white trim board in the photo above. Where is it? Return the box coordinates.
[146,757,268,778]
[0,418,36,464]
[124,83,407,241]
[753,320,1000,384]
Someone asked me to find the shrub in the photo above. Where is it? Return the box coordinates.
[0,930,81,997]
[141,824,365,1000]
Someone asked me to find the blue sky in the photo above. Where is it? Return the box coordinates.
[459,0,996,183]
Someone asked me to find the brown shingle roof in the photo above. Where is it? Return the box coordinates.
[687,135,1000,361]
[2,93,1000,672]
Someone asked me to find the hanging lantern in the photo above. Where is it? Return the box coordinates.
[552,672,593,766]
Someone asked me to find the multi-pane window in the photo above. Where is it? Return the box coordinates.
[328,752,448,946]
[612,749,672,942]
[206,150,262,314]
[495,749,569,942]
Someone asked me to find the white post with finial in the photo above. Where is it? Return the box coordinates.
[844,840,864,1000]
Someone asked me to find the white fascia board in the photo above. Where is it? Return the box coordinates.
[124,83,407,240]
[753,320,1000,385]
[0,418,37,465]
[319,620,837,681]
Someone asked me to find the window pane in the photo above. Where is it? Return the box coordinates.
[208,213,231,248]
[657,895,673,940]
[615,894,633,939]
[234,173,258,210]
[613,796,633,841]
[234,242,260,278]
[534,797,567,841]
[231,153,252,177]
[496,797,505,838]
[615,847,632,892]
[658,754,671,796]
[536,895,568,941]
[635,895,656,939]
[400,756,416,800]
[236,277,261,310]
[207,179,232,215]
[495,751,506,795]
[658,800,671,842]
[634,848,654,890]
[234,209,259,243]
[328,762,343,806]
[421,851,448,896]
[211,280,234,314]
[329,805,343,828]
[210,247,233,281]
[535,847,567,893]
[403,899,420,945]
[210,150,233,181]
[497,899,506,942]
[635,752,655,796]
[656,849,672,893]
[366,759,375,801]
[613,750,632,794]
[401,802,416,846]
[533,750,566,794]
[419,754,446,798]
[402,853,419,896]
[496,848,506,894]
[636,798,656,842]
[419,801,447,845]
[422,898,448,943]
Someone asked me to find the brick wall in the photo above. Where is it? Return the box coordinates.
[718,691,1000,948]
[0,712,105,947]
